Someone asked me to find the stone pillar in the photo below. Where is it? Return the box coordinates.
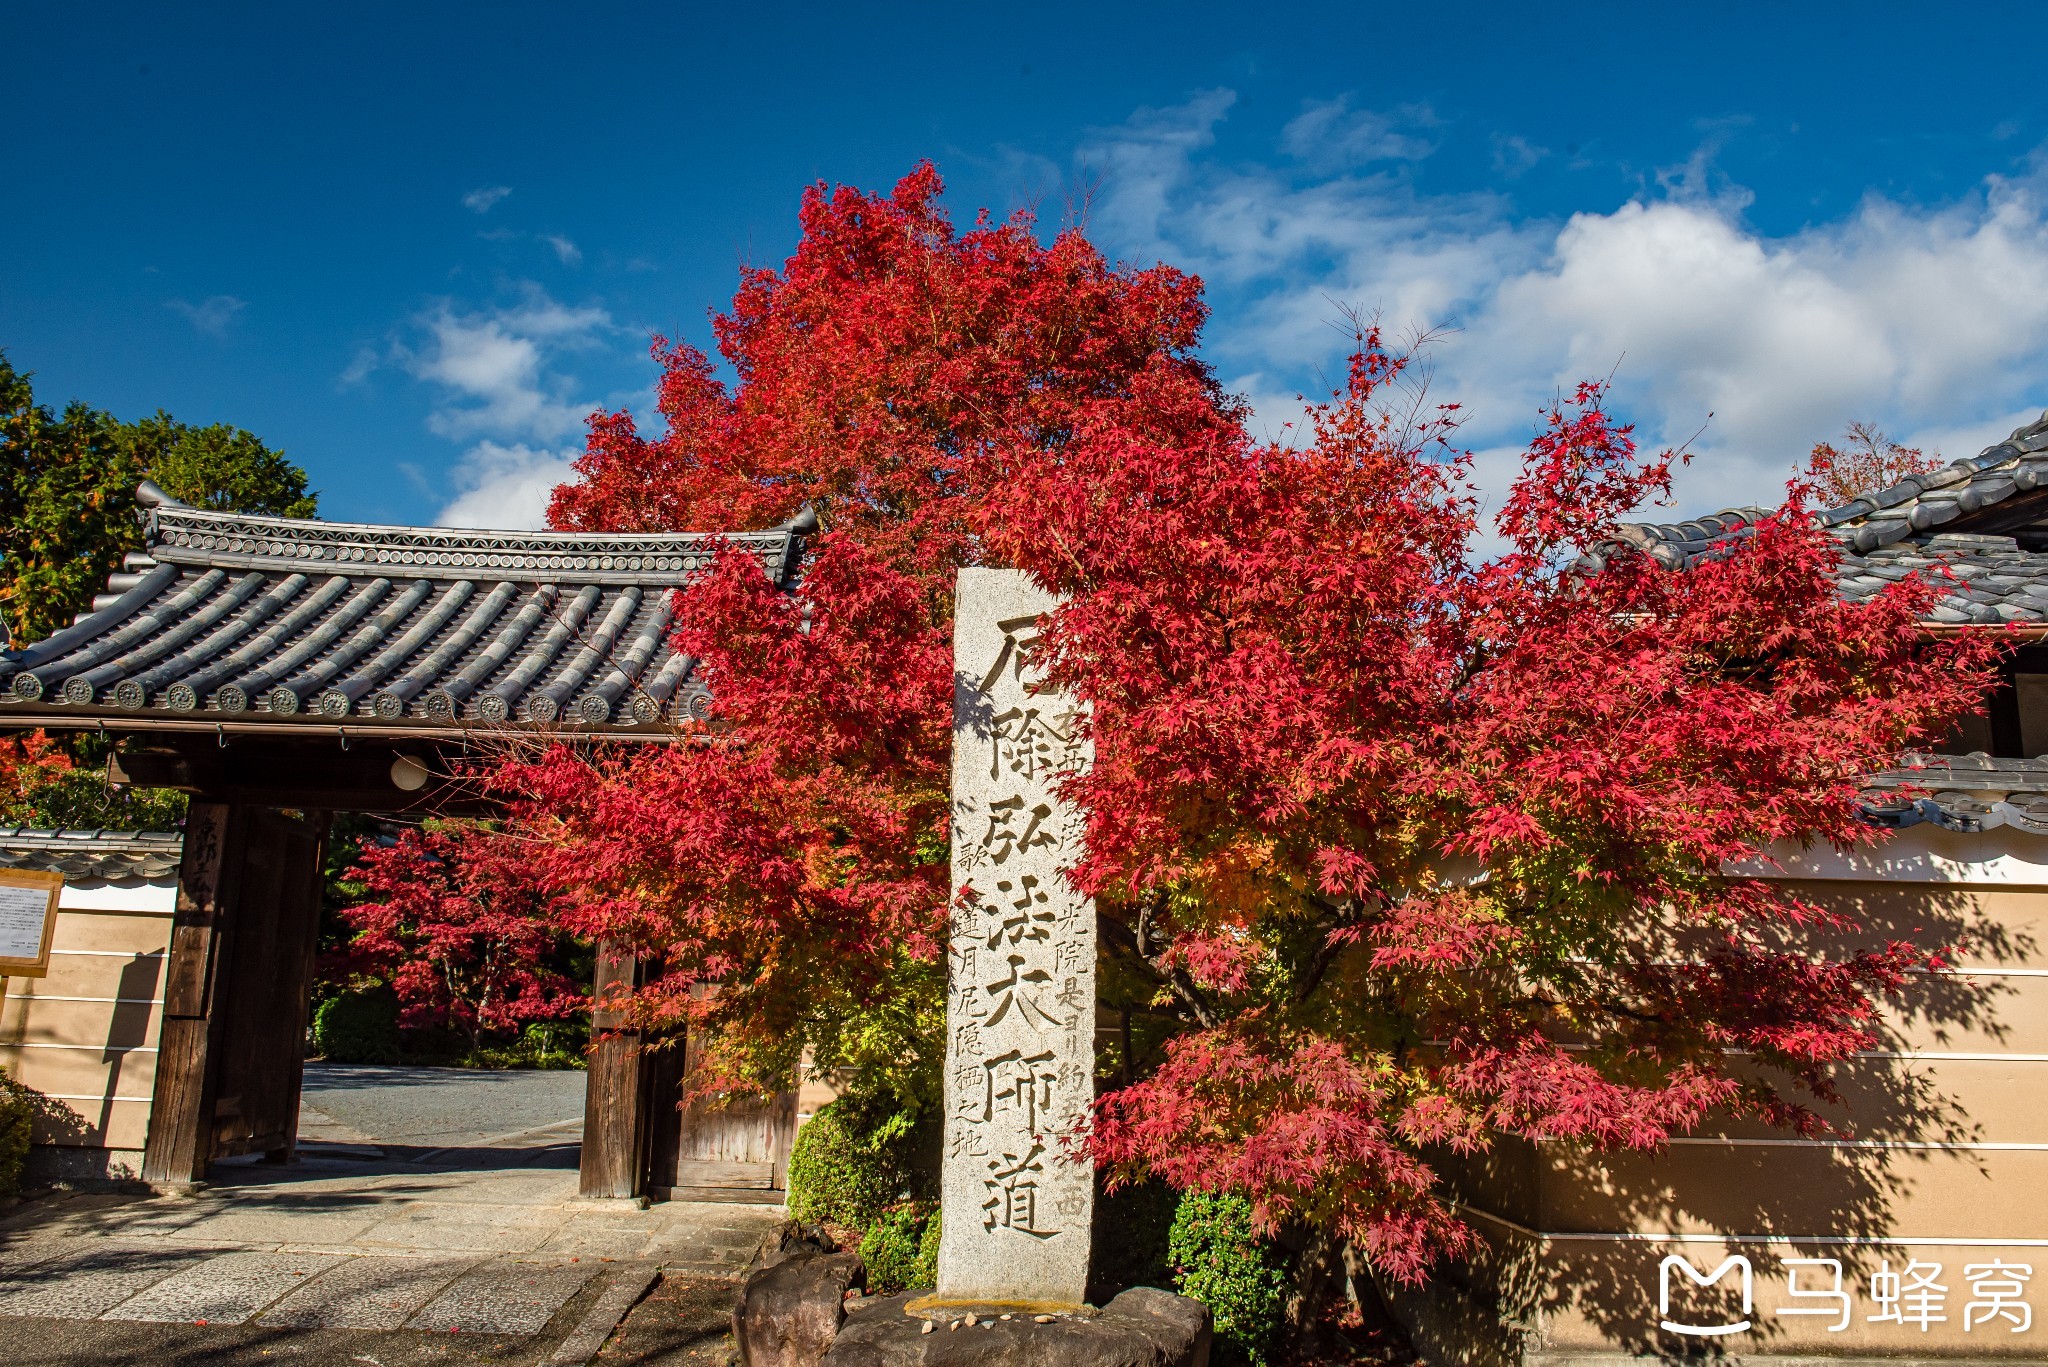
[935,568,1095,1310]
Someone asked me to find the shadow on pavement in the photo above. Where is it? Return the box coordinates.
[226,1141,582,1177]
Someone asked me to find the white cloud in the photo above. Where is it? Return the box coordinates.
[338,345,378,388]
[1077,95,2048,520]
[463,185,512,214]
[165,295,246,337]
[436,440,580,528]
[543,234,582,266]
[1492,134,1548,178]
[1281,97,1436,171]
[400,284,612,443]
[346,282,622,526]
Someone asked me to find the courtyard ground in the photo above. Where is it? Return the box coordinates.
[0,1064,778,1363]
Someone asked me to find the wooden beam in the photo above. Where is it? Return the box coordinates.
[141,801,240,1189]
[110,737,487,815]
[579,942,649,1200]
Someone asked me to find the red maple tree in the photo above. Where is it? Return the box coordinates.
[335,822,585,1048]
[482,166,1997,1287]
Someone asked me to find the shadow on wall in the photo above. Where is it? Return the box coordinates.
[1411,878,2035,1363]
[12,949,164,1150]
[98,950,163,1143]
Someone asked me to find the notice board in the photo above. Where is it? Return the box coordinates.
[0,869,63,978]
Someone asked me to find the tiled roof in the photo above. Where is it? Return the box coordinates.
[0,485,813,734]
[1587,412,2048,623]
[1860,754,2048,835]
[0,827,183,880]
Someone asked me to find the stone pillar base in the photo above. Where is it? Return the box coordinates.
[826,1288,1210,1367]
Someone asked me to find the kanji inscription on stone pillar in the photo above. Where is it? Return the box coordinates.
[936,567,1094,1309]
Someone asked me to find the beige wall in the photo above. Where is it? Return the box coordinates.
[1414,866,2048,1364]
[0,878,174,1163]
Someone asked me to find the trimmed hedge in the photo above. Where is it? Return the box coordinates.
[311,988,401,1064]
[1168,1191,1288,1367]
[786,1102,900,1226]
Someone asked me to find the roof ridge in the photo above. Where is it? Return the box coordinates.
[142,498,809,589]
[0,827,183,844]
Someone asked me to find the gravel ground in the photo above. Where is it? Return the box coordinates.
[300,1064,586,1150]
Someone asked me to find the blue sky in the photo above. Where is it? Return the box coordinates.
[10,3,2048,530]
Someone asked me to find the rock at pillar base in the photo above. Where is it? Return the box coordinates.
[733,1246,867,1367]
[823,1288,1211,1367]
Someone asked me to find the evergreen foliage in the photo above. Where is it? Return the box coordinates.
[1168,1191,1288,1367]
[0,730,186,831]
[0,352,315,644]
[0,1069,34,1198]
[857,1202,938,1293]
[312,988,403,1065]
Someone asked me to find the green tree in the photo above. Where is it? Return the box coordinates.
[0,361,136,645]
[122,411,318,519]
[0,353,316,644]
[0,353,313,832]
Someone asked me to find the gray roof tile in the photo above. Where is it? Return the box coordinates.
[1591,413,2048,621]
[0,828,182,880]
[1863,755,2048,835]
[0,488,812,734]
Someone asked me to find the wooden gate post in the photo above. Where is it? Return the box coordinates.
[579,941,649,1200]
[141,800,239,1189]
[141,804,327,1188]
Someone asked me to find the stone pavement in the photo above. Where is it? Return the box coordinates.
[0,1149,782,1341]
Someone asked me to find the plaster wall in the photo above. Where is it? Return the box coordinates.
[1405,845,2048,1363]
[0,877,174,1173]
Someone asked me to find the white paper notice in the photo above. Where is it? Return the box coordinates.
[0,883,54,961]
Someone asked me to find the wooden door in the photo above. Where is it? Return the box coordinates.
[672,1090,797,1191]
[209,808,325,1159]
[666,1027,797,1194]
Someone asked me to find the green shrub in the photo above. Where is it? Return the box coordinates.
[916,1208,941,1287]
[1169,1190,1288,1367]
[858,1203,938,1294]
[311,988,401,1065]
[786,1102,899,1226]
[470,1021,588,1070]
[0,1068,34,1198]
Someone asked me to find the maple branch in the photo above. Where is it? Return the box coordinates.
[1114,895,1222,1030]
[1294,893,1370,1005]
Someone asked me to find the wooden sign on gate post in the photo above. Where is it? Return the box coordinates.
[0,869,64,1008]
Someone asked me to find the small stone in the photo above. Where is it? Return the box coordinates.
[949,1319,961,1331]
[963,1313,978,1327]
[1000,1314,1013,1320]
[920,1320,935,1335]
[1035,1314,1055,1323]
